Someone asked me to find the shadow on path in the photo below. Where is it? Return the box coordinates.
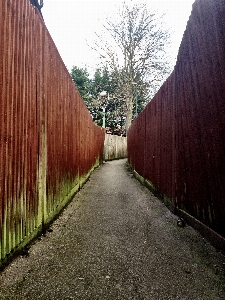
[0,159,225,299]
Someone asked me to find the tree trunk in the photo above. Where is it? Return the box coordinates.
[125,97,133,132]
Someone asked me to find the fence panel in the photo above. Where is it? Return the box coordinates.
[104,134,127,161]
[0,0,105,265]
[128,0,225,238]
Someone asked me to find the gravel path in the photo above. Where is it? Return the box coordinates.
[0,159,225,299]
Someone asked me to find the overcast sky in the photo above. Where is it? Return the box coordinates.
[42,0,195,74]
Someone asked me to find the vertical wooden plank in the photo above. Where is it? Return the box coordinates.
[2,0,12,258]
[0,1,6,259]
[9,0,17,251]
[22,0,28,239]
[17,0,25,247]
[14,0,21,244]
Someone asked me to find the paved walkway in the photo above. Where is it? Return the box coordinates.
[0,159,225,300]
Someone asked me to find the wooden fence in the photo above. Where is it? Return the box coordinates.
[128,0,225,243]
[0,0,105,266]
[104,134,127,161]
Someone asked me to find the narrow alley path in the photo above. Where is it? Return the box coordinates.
[0,159,225,300]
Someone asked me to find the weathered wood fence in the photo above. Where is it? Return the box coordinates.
[128,0,225,243]
[104,134,127,161]
[0,0,105,266]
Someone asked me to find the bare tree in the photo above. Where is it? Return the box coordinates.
[29,0,44,18]
[93,1,171,131]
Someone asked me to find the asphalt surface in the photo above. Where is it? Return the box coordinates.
[0,159,225,300]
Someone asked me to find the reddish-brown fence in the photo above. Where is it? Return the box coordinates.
[128,0,225,239]
[0,0,105,265]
